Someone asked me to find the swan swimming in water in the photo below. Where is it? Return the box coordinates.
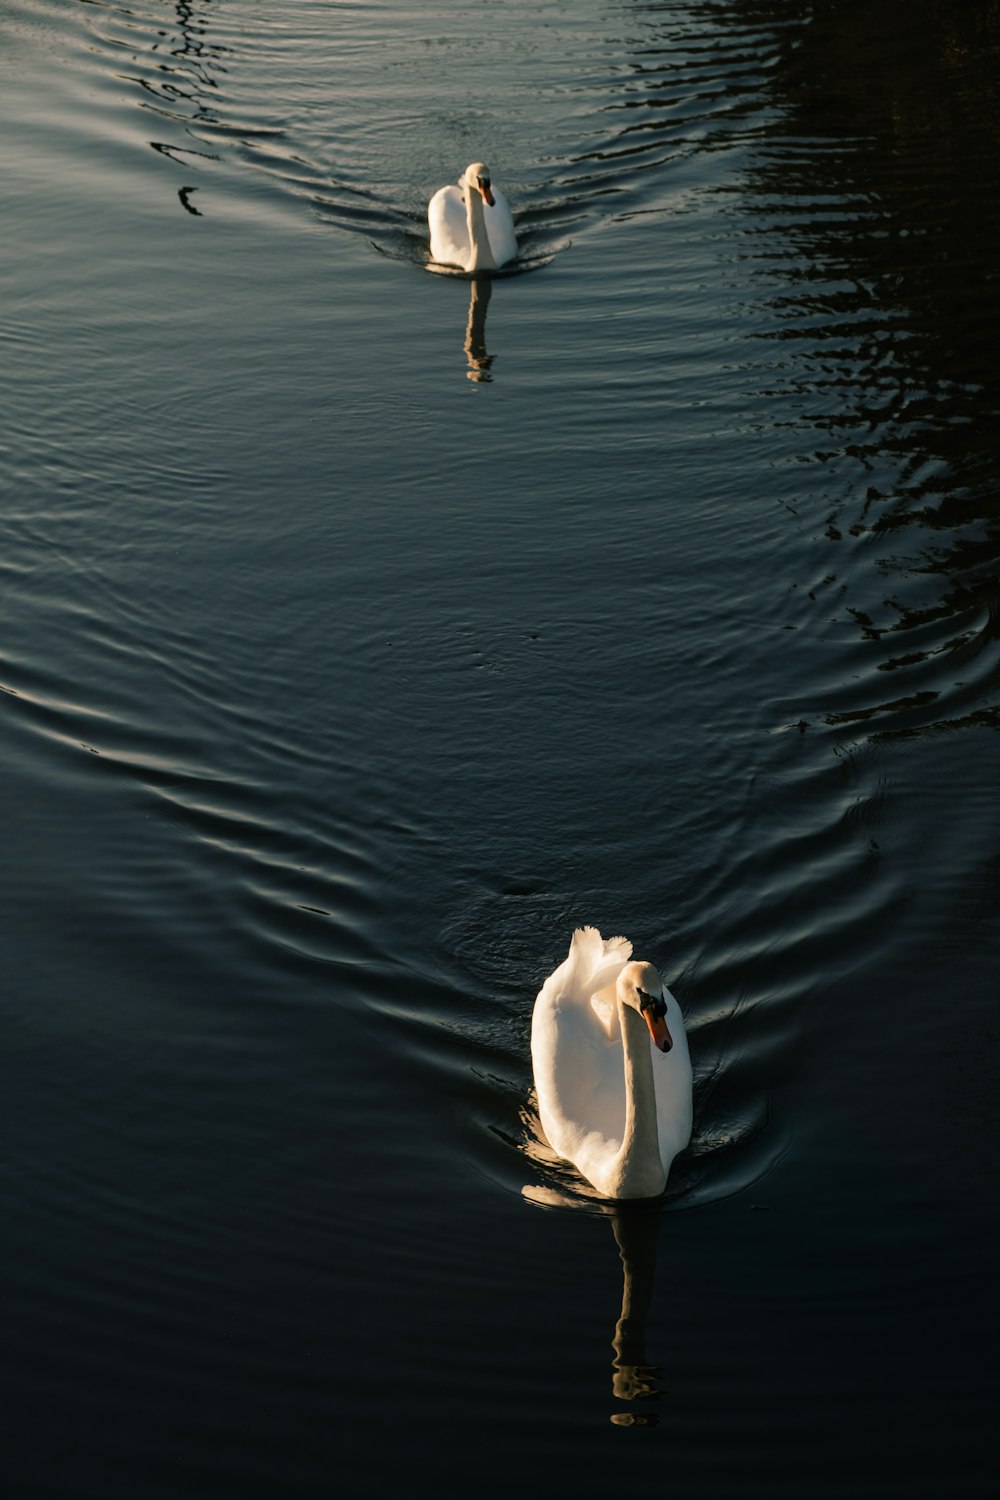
[428,162,518,272]
[531,927,693,1200]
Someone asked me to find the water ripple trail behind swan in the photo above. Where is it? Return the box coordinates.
[75,0,800,261]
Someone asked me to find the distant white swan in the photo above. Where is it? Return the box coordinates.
[428,161,518,272]
[531,927,693,1200]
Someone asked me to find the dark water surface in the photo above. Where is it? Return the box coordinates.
[3,1,999,1495]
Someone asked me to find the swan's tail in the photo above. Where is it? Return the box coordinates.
[568,925,632,991]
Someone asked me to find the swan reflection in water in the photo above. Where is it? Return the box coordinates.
[608,1199,663,1424]
[463,276,494,383]
[524,1182,666,1425]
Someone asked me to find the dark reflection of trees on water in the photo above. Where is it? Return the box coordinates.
[138,0,229,150]
[163,0,227,101]
[725,0,1000,737]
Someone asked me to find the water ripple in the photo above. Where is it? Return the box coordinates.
[75,0,796,263]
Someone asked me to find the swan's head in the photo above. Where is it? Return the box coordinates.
[620,961,673,1053]
[461,162,496,207]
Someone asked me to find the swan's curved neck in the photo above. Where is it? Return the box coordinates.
[614,995,665,1199]
[464,183,498,272]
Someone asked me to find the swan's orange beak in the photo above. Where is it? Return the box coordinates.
[479,182,495,207]
[644,1009,673,1053]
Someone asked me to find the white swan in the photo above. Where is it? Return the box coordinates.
[531,927,693,1200]
[428,161,518,272]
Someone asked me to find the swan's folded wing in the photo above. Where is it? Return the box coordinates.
[428,184,469,267]
[483,188,518,268]
[531,984,626,1162]
[653,988,694,1167]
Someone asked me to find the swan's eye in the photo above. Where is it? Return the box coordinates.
[638,988,666,1018]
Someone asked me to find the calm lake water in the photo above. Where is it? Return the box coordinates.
[3,1,999,1495]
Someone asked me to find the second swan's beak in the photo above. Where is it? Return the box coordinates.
[479,180,495,207]
[644,1009,673,1053]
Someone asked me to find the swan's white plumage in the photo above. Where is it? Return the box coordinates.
[531,927,693,1200]
[428,162,518,271]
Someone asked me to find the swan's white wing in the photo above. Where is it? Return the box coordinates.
[652,986,694,1170]
[532,981,626,1169]
[531,929,633,1178]
[428,184,469,267]
[482,187,518,268]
